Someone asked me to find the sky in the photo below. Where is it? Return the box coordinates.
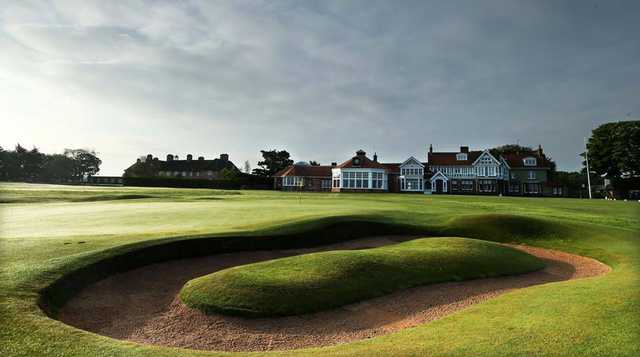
[1,0,639,175]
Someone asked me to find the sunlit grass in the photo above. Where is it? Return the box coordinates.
[0,183,639,356]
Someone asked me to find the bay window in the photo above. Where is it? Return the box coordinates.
[342,171,369,189]
[283,176,303,186]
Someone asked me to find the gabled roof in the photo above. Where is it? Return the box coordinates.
[471,150,501,166]
[273,164,332,177]
[428,151,482,165]
[502,152,551,168]
[430,171,448,181]
[400,156,424,167]
[337,150,386,169]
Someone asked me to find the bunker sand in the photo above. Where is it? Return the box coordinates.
[58,236,610,352]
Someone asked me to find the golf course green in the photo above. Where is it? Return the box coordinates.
[180,237,545,317]
[1,182,639,356]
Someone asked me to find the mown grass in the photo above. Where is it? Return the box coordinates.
[180,237,544,317]
[1,182,639,356]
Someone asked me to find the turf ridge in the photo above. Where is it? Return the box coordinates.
[179,237,545,317]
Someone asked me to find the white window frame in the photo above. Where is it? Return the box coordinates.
[524,157,537,166]
[283,176,303,186]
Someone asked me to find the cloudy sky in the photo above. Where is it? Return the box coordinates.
[1,0,638,175]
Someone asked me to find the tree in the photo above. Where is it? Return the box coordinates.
[0,145,103,182]
[489,144,533,157]
[64,149,102,177]
[587,120,640,178]
[252,150,293,176]
[243,160,251,174]
[24,147,46,180]
[0,146,7,180]
[491,144,556,172]
[41,154,75,181]
[219,167,239,180]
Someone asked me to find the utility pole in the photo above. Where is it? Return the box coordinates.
[584,137,592,199]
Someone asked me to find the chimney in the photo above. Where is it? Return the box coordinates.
[220,153,229,161]
[198,156,205,161]
[167,154,174,161]
[146,154,153,161]
[460,146,469,153]
[356,149,366,156]
[538,144,543,156]
[331,162,337,167]
[187,154,193,161]
[429,144,433,153]
[373,152,378,162]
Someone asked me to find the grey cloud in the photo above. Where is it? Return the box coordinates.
[1,0,639,174]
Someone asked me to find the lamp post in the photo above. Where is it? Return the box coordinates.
[584,138,593,199]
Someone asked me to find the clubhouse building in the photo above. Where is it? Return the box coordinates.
[274,146,563,196]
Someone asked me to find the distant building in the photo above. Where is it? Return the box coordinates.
[428,145,554,196]
[124,153,239,179]
[274,146,561,196]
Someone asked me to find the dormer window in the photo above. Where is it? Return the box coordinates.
[523,157,537,166]
[456,153,468,161]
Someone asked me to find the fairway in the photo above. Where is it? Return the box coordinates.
[1,183,639,356]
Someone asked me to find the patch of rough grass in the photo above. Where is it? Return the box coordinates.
[179,237,544,317]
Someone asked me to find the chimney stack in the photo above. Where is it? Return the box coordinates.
[146,154,153,161]
[460,146,469,153]
[187,154,193,161]
[429,144,433,153]
[373,152,378,162]
[356,149,366,157]
[220,153,229,161]
[198,156,204,161]
[331,162,337,167]
[538,144,543,156]
[167,154,174,161]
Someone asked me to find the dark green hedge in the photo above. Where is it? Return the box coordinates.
[122,175,272,189]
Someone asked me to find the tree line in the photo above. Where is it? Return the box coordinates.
[0,144,102,182]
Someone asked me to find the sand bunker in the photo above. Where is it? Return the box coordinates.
[58,236,609,352]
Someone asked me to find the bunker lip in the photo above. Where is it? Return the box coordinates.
[57,236,610,352]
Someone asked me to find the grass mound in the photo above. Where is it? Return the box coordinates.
[179,237,545,317]
[442,214,569,241]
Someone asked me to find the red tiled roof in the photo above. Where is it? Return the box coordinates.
[337,151,387,169]
[427,151,483,165]
[381,163,401,174]
[273,165,332,177]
